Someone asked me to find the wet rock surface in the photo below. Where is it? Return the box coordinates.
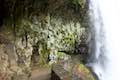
[0,34,30,80]
[51,55,95,80]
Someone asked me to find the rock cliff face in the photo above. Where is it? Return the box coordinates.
[15,14,87,66]
[0,34,30,80]
[0,0,93,80]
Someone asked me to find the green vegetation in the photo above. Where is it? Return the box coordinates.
[73,64,95,80]
[69,0,86,8]
[64,34,75,46]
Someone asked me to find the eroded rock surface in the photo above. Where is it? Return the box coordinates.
[0,35,30,80]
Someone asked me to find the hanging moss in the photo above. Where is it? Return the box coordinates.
[39,40,50,66]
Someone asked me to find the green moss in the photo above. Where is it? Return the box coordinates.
[78,64,90,74]
[75,64,95,80]
[69,0,86,8]
[63,34,75,46]
[39,53,46,66]
[39,43,50,66]
[57,52,66,59]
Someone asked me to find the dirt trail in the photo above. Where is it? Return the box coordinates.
[31,68,51,80]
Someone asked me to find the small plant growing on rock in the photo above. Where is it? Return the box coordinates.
[73,64,95,80]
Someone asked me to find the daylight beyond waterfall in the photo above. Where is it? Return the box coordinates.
[89,0,120,80]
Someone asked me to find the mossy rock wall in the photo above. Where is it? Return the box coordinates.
[15,13,86,66]
[0,0,91,79]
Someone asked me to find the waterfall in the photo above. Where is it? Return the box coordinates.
[89,0,120,80]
